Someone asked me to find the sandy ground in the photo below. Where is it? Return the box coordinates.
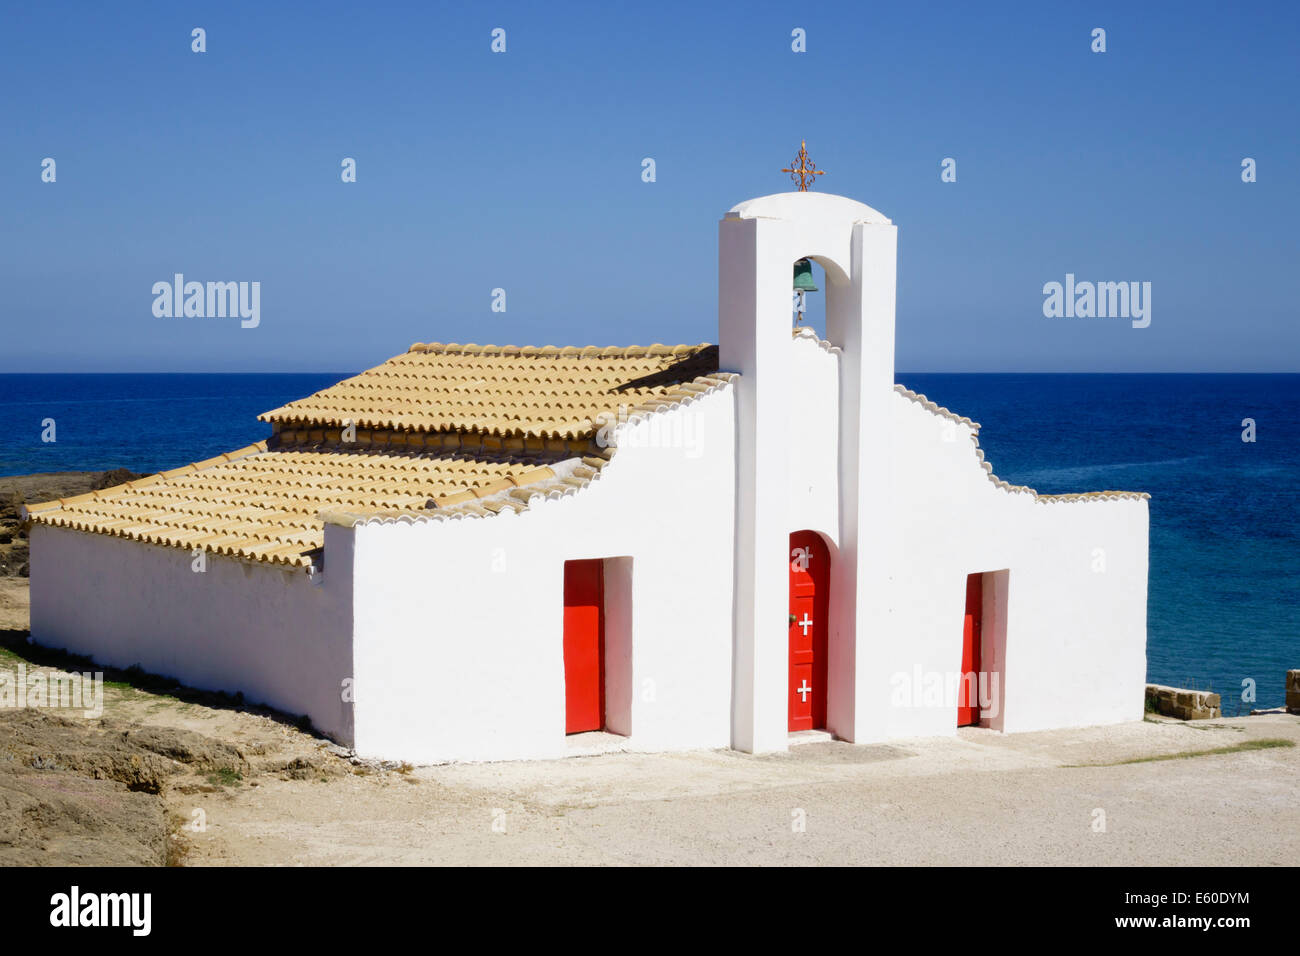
[177,717,1300,866]
[0,579,29,630]
[2,577,1297,866]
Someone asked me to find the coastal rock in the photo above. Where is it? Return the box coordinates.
[91,468,149,491]
[0,710,256,866]
[0,471,146,578]
[0,542,28,577]
[0,765,167,866]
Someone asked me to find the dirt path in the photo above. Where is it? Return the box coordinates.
[172,715,1298,866]
[3,577,1297,865]
[0,579,28,632]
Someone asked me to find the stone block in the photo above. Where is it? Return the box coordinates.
[1145,684,1221,720]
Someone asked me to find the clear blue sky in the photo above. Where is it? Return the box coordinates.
[2,1,1297,373]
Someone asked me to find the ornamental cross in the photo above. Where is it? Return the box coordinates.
[782,140,825,191]
[797,680,812,703]
[798,613,814,637]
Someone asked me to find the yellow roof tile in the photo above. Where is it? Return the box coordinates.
[24,342,739,569]
[258,342,721,439]
[26,446,587,569]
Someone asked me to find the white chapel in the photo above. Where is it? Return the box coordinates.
[23,169,1151,762]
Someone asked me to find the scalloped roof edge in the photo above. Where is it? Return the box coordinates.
[322,373,738,528]
[893,385,1150,504]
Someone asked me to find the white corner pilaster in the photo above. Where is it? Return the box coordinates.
[720,214,792,754]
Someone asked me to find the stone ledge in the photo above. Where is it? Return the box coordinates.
[1146,684,1221,720]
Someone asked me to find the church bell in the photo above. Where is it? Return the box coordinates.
[792,258,819,293]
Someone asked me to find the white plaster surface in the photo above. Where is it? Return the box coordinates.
[716,190,1147,752]
[346,388,737,762]
[27,523,356,744]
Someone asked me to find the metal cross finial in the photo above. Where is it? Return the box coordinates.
[782,140,825,191]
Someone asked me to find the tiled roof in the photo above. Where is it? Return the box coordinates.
[23,441,584,568]
[24,341,734,569]
[321,456,610,527]
[259,343,721,439]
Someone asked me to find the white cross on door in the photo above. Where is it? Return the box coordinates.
[797,679,812,702]
[797,613,813,636]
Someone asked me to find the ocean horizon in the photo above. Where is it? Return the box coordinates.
[1,371,1295,709]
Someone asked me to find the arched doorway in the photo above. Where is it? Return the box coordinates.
[788,531,830,731]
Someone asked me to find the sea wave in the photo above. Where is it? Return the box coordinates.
[1014,455,1208,483]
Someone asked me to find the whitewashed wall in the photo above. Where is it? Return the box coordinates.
[720,191,1148,750]
[345,386,737,763]
[867,393,1149,737]
[832,390,1149,738]
[787,329,842,540]
[27,524,356,743]
[777,335,1148,740]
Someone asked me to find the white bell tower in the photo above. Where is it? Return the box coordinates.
[718,188,898,753]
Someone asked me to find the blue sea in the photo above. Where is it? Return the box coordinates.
[1,373,1296,709]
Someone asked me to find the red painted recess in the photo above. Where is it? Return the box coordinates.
[788,531,830,732]
[563,559,605,734]
[958,572,983,727]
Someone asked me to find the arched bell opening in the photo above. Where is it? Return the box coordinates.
[789,253,850,346]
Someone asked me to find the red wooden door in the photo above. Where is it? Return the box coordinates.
[958,573,983,726]
[563,559,605,734]
[788,531,829,732]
